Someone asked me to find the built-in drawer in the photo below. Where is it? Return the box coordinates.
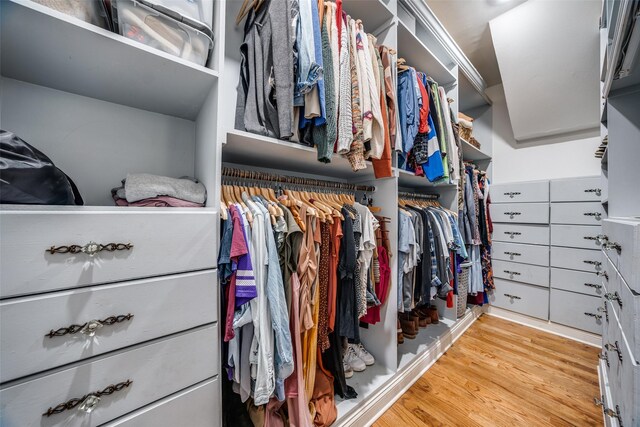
[550,246,603,274]
[492,241,549,266]
[550,224,603,250]
[598,358,621,427]
[0,206,218,298]
[550,267,604,297]
[103,378,220,427]
[550,202,606,226]
[490,279,549,320]
[492,260,549,287]
[549,289,602,334]
[490,203,549,224]
[492,224,550,246]
[0,325,218,427]
[603,306,639,427]
[602,218,640,293]
[0,270,217,383]
[490,181,549,204]
[550,176,602,202]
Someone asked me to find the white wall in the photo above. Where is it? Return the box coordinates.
[487,84,601,184]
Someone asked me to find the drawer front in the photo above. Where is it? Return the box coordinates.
[550,176,602,202]
[490,203,549,224]
[492,260,549,287]
[550,246,603,274]
[490,181,549,203]
[0,209,218,298]
[490,279,549,320]
[0,270,218,383]
[550,267,604,297]
[599,359,621,427]
[550,224,603,250]
[0,325,219,427]
[549,289,602,334]
[103,378,220,427]
[603,218,640,294]
[492,224,550,246]
[492,241,549,266]
[550,202,605,225]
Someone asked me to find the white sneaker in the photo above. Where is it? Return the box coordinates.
[344,344,366,372]
[353,343,375,366]
[343,359,354,379]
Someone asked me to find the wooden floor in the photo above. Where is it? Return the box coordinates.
[374,315,602,427]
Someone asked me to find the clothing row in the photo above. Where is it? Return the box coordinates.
[396,66,462,185]
[235,0,398,178]
[218,190,391,427]
[111,173,207,207]
[460,164,494,303]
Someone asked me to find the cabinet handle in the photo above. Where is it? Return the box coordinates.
[504,251,521,256]
[45,314,134,339]
[598,305,609,322]
[503,191,521,198]
[597,271,609,280]
[583,212,602,220]
[583,236,599,241]
[504,211,522,216]
[46,242,133,257]
[503,293,522,300]
[503,270,521,276]
[598,352,610,368]
[584,283,602,290]
[604,341,623,361]
[584,188,602,196]
[584,312,602,320]
[605,292,623,308]
[583,260,602,267]
[594,396,624,424]
[604,241,622,253]
[504,231,522,236]
[42,379,133,417]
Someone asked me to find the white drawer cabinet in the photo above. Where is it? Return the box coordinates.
[598,358,621,427]
[103,378,220,427]
[492,241,549,266]
[549,289,603,334]
[550,246,603,273]
[492,224,550,246]
[0,207,218,298]
[490,279,549,319]
[490,203,549,224]
[602,218,640,293]
[550,224,603,250]
[550,267,604,297]
[490,181,549,203]
[492,260,549,287]
[550,202,606,225]
[550,176,602,202]
[0,270,218,383]
[0,325,218,427]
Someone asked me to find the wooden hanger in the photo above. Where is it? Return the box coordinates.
[397,58,410,73]
[235,0,265,25]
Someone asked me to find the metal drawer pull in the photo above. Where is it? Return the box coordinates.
[596,234,609,244]
[503,270,521,276]
[46,242,133,257]
[583,260,602,267]
[503,191,521,198]
[42,379,133,417]
[584,188,602,196]
[504,231,522,236]
[503,293,522,300]
[584,312,602,320]
[598,352,610,367]
[584,283,602,290]
[583,212,602,220]
[604,241,622,253]
[504,251,521,256]
[594,395,604,406]
[604,341,623,361]
[597,271,609,280]
[45,314,134,338]
[504,211,522,216]
[594,397,624,425]
[583,236,598,241]
[605,292,623,308]
[597,305,609,322]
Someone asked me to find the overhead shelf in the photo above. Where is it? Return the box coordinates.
[223,130,377,181]
[396,168,456,190]
[396,20,457,87]
[460,139,491,162]
[342,0,395,33]
[0,0,218,121]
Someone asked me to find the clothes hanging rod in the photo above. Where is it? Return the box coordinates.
[221,167,375,192]
[397,191,440,200]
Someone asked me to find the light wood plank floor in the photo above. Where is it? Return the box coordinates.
[375,315,602,427]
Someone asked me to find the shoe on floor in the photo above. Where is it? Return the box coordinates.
[397,319,405,344]
[343,358,354,378]
[344,344,366,372]
[428,305,440,324]
[399,313,417,339]
[352,343,375,366]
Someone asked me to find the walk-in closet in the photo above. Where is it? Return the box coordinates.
[0,0,638,425]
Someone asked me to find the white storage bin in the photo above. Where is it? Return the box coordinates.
[32,0,112,30]
[134,0,213,31]
[112,0,213,66]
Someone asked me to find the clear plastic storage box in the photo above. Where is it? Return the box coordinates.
[112,0,213,66]
[32,0,112,30]
[134,0,213,32]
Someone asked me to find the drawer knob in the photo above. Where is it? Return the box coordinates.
[603,406,623,424]
[597,305,609,322]
[45,314,134,339]
[604,341,623,361]
[503,251,521,257]
[583,260,602,267]
[584,283,602,290]
[584,188,602,196]
[503,191,521,198]
[584,312,602,320]
[583,212,602,220]
[503,270,521,277]
[42,379,133,417]
[503,293,522,300]
[604,241,622,253]
[597,271,609,280]
[504,231,522,236]
[504,212,522,217]
[46,242,133,257]
[598,352,610,368]
[604,292,623,308]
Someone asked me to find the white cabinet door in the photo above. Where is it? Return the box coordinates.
[490,181,549,203]
[550,246,604,274]
[550,267,604,297]
[550,202,606,225]
[603,218,640,293]
[492,260,549,287]
[550,176,602,202]
[492,241,549,266]
[490,203,549,224]
[550,289,603,334]
[550,224,603,250]
[490,279,549,320]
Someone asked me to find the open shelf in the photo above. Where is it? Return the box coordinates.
[223,130,377,181]
[0,0,218,121]
[341,0,395,33]
[336,363,395,422]
[461,138,491,162]
[397,20,456,87]
[395,168,457,190]
[397,315,458,371]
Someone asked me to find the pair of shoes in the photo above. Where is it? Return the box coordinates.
[397,319,404,344]
[343,343,375,376]
[413,306,432,328]
[399,312,418,338]
[428,305,440,324]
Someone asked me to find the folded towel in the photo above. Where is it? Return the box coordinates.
[124,173,207,204]
[458,118,473,129]
[458,112,474,122]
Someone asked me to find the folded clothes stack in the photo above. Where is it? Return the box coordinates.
[112,173,206,207]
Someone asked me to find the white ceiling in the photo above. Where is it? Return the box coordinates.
[426,0,527,86]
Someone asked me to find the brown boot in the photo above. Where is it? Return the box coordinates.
[413,309,429,328]
[409,312,420,330]
[399,314,417,339]
[397,319,404,344]
[428,305,440,324]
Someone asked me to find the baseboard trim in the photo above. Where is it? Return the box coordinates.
[337,306,483,427]
[485,306,601,347]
